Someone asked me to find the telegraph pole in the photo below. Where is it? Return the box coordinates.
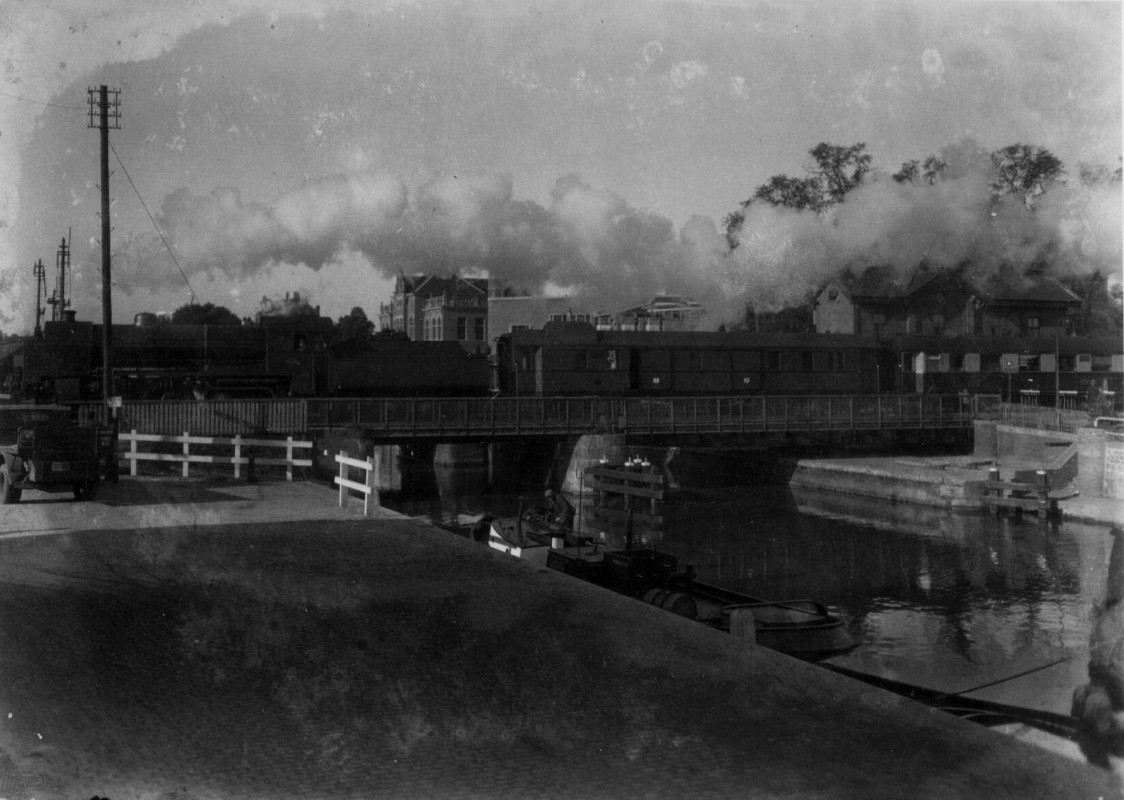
[33,259,45,338]
[89,85,121,480]
[55,234,71,320]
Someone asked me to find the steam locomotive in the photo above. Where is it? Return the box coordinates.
[0,312,490,402]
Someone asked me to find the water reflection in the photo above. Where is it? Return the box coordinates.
[401,474,1114,718]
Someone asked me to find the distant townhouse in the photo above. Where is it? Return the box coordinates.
[378,274,490,354]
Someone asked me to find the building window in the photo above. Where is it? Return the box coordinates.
[1026,317,1040,334]
[474,317,485,341]
[509,324,529,333]
[457,317,467,341]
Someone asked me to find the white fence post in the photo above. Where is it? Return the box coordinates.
[364,455,377,516]
[334,450,381,516]
[338,450,348,509]
[182,431,190,479]
[233,434,242,480]
[286,436,294,482]
[130,429,139,477]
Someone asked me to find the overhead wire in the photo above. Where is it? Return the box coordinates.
[108,139,199,305]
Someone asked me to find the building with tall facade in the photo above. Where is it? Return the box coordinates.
[378,274,490,354]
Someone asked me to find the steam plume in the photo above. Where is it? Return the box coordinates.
[101,139,1120,329]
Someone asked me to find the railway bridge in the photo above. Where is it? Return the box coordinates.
[78,393,995,442]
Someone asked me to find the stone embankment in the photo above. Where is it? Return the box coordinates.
[790,419,1123,526]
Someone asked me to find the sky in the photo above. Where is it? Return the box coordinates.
[0,0,1120,333]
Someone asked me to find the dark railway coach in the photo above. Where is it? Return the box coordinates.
[494,321,893,396]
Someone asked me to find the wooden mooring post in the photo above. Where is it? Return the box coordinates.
[587,461,668,543]
[982,467,1079,520]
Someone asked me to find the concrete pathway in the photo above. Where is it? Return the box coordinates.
[0,479,1115,799]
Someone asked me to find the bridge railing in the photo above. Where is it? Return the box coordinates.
[77,398,306,434]
[615,393,979,435]
[73,393,990,438]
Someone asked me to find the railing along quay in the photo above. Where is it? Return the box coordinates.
[76,393,992,439]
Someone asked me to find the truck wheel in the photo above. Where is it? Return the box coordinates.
[73,481,98,501]
[0,467,20,504]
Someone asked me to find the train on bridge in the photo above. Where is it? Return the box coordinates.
[495,322,1123,409]
[1,315,1120,410]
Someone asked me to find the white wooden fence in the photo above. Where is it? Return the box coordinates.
[120,429,312,480]
[334,450,382,516]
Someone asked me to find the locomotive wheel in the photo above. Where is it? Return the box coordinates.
[0,467,21,504]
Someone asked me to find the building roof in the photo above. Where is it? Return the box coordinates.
[825,264,1082,306]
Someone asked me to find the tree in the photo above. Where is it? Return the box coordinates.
[893,155,947,185]
[807,142,873,203]
[753,175,824,211]
[170,302,241,325]
[725,142,872,248]
[334,306,374,343]
[989,144,1064,207]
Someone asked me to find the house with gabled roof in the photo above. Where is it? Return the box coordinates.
[814,263,1083,339]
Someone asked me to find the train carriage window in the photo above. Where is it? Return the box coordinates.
[700,351,731,371]
[801,351,814,371]
[766,351,781,371]
[732,350,761,371]
[1018,354,1039,371]
[585,349,619,370]
[827,350,846,371]
[640,349,672,370]
[1092,354,1113,372]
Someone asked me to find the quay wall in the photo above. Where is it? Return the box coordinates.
[788,459,984,510]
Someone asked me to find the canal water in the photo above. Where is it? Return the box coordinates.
[386,462,1114,720]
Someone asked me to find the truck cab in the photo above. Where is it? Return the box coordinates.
[0,404,106,503]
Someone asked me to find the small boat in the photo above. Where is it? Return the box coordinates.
[491,539,852,662]
[472,498,592,567]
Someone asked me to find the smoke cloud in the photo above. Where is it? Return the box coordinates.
[102,138,1120,329]
[727,139,1122,311]
[104,170,739,325]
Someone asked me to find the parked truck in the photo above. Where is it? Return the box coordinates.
[0,404,107,502]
